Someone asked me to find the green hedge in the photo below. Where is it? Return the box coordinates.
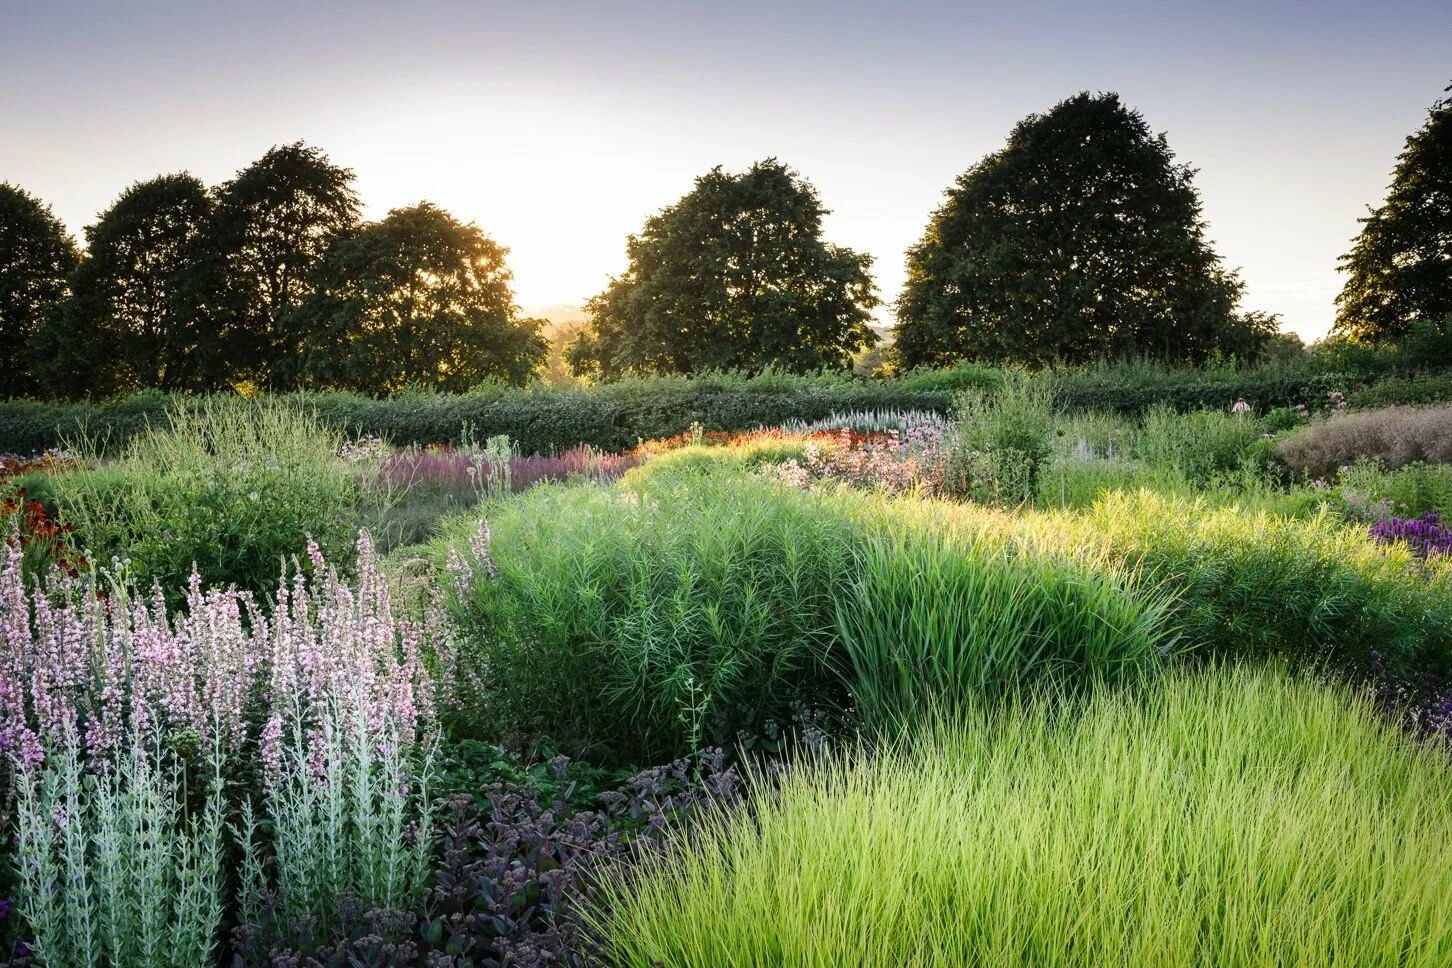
[2,363,1435,457]
[1348,374,1452,409]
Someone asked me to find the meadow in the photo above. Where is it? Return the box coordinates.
[2,362,1452,965]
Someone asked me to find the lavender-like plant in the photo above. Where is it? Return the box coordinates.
[1369,512,1452,558]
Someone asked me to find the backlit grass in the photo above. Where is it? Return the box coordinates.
[597,666,1452,967]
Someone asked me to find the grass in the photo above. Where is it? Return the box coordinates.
[834,525,1174,732]
[596,666,1452,967]
[440,457,1452,765]
[439,469,863,762]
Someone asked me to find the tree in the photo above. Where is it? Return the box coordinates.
[283,202,547,392]
[1334,83,1452,344]
[214,142,360,386]
[0,183,78,397]
[568,159,878,379]
[895,92,1274,368]
[34,174,226,395]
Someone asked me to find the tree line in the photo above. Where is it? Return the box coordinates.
[2,85,1448,400]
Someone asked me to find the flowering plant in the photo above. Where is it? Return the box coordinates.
[1368,512,1452,558]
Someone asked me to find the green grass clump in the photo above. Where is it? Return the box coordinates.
[597,666,1452,967]
[1069,490,1452,683]
[54,400,361,599]
[441,469,863,762]
[1138,404,1268,484]
[835,526,1173,732]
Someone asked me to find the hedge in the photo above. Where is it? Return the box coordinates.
[2,363,1439,457]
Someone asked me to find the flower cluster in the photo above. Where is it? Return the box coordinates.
[634,426,890,457]
[0,530,433,775]
[258,531,435,784]
[1368,512,1452,558]
[1,486,86,579]
[339,435,389,463]
[379,444,638,499]
[774,422,952,496]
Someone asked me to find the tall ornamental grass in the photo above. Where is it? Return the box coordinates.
[443,461,1178,761]
[597,666,1452,967]
[836,528,1173,732]
[1069,490,1452,684]
[53,399,360,600]
[443,471,862,762]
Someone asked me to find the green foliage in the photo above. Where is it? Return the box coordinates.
[1350,369,1452,410]
[0,182,78,398]
[1339,460,1452,518]
[597,667,1452,967]
[213,141,361,388]
[33,174,229,397]
[0,373,954,456]
[1334,85,1452,343]
[52,400,360,600]
[13,730,228,968]
[569,159,879,378]
[441,471,861,763]
[895,91,1275,368]
[946,378,1054,503]
[0,358,1420,457]
[1060,490,1452,685]
[237,706,434,948]
[835,526,1172,733]
[283,202,547,392]
[1138,404,1268,484]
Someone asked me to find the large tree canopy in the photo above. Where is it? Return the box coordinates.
[34,174,226,395]
[895,92,1274,368]
[1334,83,1452,344]
[214,141,360,386]
[568,159,878,379]
[283,202,547,392]
[0,183,78,397]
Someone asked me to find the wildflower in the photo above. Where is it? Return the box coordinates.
[1231,399,1251,415]
[1369,513,1452,558]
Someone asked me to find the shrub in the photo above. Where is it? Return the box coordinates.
[52,400,361,600]
[1350,372,1452,409]
[1338,460,1452,519]
[945,378,1054,503]
[596,667,1452,967]
[1,359,1405,457]
[1278,404,1452,478]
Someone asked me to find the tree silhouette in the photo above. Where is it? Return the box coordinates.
[569,159,878,378]
[284,202,547,392]
[34,174,226,395]
[1334,82,1452,344]
[214,142,360,387]
[0,183,78,397]
[895,92,1274,368]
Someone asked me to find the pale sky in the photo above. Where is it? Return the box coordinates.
[2,1,1448,341]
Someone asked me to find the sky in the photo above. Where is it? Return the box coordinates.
[2,1,1448,342]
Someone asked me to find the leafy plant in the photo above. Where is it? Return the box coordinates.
[11,728,227,968]
[53,399,360,600]
[835,528,1173,732]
